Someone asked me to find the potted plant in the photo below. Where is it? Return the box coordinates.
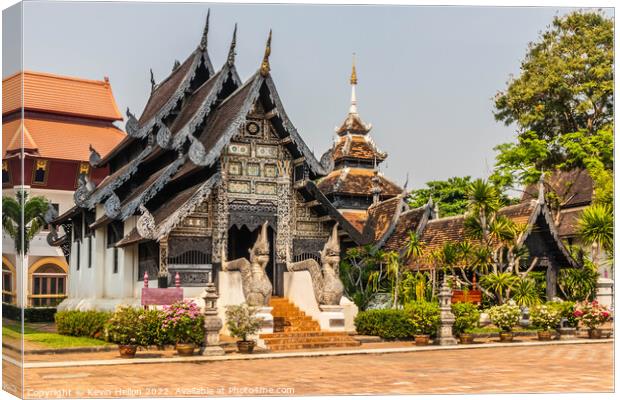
[574,300,612,339]
[226,303,262,353]
[487,302,520,342]
[530,303,561,341]
[105,306,141,358]
[405,301,440,346]
[549,301,578,340]
[162,300,204,356]
[452,302,480,344]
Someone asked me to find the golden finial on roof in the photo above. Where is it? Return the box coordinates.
[260,29,272,77]
[227,24,237,66]
[350,53,358,85]
[199,9,210,50]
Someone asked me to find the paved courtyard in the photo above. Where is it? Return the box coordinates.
[12,342,613,397]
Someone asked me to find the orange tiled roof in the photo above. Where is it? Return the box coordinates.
[5,121,38,153]
[333,134,386,162]
[3,117,125,161]
[419,201,538,252]
[337,112,371,135]
[341,210,368,233]
[3,71,123,121]
[364,196,404,243]
[317,167,402,197]
[383,207,427,252]
[522,169,593,209]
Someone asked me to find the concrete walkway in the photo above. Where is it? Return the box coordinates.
[11,338,612,369]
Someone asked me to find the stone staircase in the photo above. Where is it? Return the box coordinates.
[260,297,360,351]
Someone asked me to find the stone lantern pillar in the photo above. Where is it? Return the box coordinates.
[437,277,457,345]
[200,275,225,356]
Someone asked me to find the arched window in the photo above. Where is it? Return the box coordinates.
[2,262,15,304]
[31,263,66,307]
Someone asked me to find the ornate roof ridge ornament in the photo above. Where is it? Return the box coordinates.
[172,59,181,71]
[227,24,237,66]
[125,107,140,137]
[150,68,156,91]
[89,144,101,167]
[199,9,210,50]
[349,53,358,114]
[136,205,157,239]
[260,29,272,77]
[104,191,121,219]
[156,122,173,149]
[74,174,95,208]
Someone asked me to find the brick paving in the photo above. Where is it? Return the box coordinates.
[14,342,613,398]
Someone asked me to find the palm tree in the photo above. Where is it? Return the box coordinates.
[466,179,501,243]
[480,272,519,304]
[2,190,49,255]
[578,203,614,267]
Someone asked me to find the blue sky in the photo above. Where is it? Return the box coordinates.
[3,2,612,190]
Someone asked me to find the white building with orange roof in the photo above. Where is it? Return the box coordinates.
[2,70,125,308]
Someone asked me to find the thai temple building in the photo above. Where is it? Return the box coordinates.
[48,14,582,349]
[2,71,125,307]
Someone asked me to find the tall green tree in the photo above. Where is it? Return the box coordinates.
[408,176,472,217]
[492,11,614,200]
[2,190,50,255]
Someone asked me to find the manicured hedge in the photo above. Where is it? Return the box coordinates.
[354,309,414,339]
[2,303,57,322]
[55,310,111,339]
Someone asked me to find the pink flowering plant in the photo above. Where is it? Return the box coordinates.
[573,300,612,329]
[161,300,205,345]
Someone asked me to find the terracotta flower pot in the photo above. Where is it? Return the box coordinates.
[459,333,474,344]
[557,327,577,340]
[118,344,138,358]
[537,330,553,341]
[588,328,602,339]
[414,335,430,346]
[236,340,256,354]
[499,332,514,342]
[176,343,196,356]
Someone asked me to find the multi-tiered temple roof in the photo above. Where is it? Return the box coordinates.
[317,57,402,232]
[52,15,368,248]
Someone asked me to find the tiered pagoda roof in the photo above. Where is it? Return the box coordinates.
[53,16,367,248]
[317,56,402,223]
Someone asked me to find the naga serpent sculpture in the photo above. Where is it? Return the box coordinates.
[221,221,272,306]
[287,224,344,306]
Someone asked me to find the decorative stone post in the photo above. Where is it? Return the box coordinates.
[158,238,169,288]
[437,278,457,345]
[200,275,225,356]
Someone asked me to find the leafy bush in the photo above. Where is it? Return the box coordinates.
[354,309,414,339]
[55,310,111,339]
[136,309,170,347]
[404,301,440,336]
[487,303,521,332]
[105,306,141,345]
[530,303,562,331]
[452,302,480,335]
[549,301,578,328]
[225,303,261,341]
[2,304,57,322]
[511,278,542,307]
[574,300,612,329]
[162,300,204,345]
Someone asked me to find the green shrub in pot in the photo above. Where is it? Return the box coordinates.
[452,302,480,336]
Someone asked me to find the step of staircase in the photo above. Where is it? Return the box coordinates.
[260,297,360,351]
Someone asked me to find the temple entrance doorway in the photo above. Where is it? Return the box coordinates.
[227,224,280,296]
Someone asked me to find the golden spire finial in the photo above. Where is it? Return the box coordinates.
[350,53,358,85]
[260,29,272,77]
